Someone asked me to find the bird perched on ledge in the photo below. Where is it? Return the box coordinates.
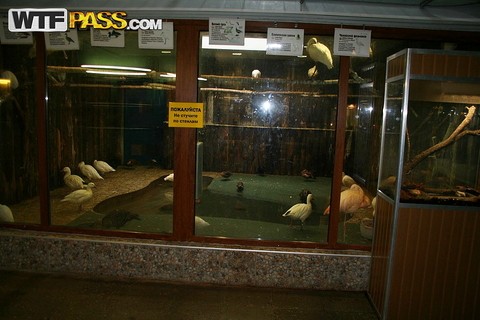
[306,37,333,78]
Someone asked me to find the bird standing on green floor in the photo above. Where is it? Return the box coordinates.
[283,193,313,230]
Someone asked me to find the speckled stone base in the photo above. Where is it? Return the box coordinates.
[0,229,371,290]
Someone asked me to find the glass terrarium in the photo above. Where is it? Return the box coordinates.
[378,48,480,206]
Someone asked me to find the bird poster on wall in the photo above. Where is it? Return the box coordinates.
[138,21,174,49]
[90,28,125,47]
[45,30,80,51]
[333,28,371,57]
[266,28,304,56]
[208,18,245,46]
[0,18,32,44]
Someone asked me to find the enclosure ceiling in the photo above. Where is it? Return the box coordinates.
[1,0,480,32]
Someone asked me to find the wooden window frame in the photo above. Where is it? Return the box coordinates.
[5,20,478,251]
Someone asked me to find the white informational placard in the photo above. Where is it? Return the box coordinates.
[333,28,371,57]
[138,21,174,49]
[45,30,80,50]
[208,18,245,46]
[266,28,304,56]
[0,18,33,44]
[90,28,125,48]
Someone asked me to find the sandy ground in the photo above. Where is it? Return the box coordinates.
[10,166,172,225]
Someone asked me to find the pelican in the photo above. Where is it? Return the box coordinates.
[63,166,86,190]
[283,193,313,229]
[342,173,356,188]
[93,160,116,175]
[306,37,333,73]
[0,204,14,223]
[323,184,370,241]
[61,182,95,211]
[323,184,370,215]
[78,161,103,181]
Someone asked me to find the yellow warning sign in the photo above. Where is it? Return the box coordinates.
[168,102,204,128]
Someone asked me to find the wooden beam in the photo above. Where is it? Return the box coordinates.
[173,24,201,241]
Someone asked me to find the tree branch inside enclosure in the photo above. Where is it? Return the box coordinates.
[404,105,479,175]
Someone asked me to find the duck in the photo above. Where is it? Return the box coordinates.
[0,204,14,223]
[220,171,232,179]
[164,173,174,182]
[61,182,95,211]
[62,166,86,190]
[93,160,116,175]
[78,161,104,181]
[323,184,370,215]
[301,169,314,180]
[282,193,313,230]
[236,181,244,192]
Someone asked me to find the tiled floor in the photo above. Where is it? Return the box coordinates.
[0,270,378,319]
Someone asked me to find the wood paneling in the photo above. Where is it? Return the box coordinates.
[387,55,406,79]
[411,53,480,78]
[173,23,201,241]
[388,206,480,319]
[369,196,480,319]
[368,194,394,317]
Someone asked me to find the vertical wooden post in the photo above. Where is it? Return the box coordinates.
[173,25,200,240]
[36,33,51,226]
[327,55,349,247]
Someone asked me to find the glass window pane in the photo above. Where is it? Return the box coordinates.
[196,32,339,242]
[0,43,39,224]
[339,46,383,245]
[47,30,175,233]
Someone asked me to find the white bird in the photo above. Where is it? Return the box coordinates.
[78,161,103,181]
[306,37,333,70]
[323,184,370,215]
[283,193,313,229]
[195,216,210,229]
[323,184,370,241]
[93,160,116,175]
[61,182,95,211]
[0,204,14,223]
[63,166,86,190]
[164,173,174,182]
[0,70,19,89]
